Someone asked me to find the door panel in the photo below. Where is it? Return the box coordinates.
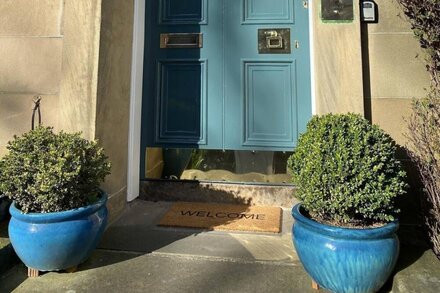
[155,60,206,145]
[159,0,208,24]
[243,60,295,148]
[243,0,294,24]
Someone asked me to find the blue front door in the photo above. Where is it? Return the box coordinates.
[142,0,311,152]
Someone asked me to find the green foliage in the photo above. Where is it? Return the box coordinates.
[288,114,407,226]
[0,127,111,213]
[408,89,440,257]
[397,0,440,86]
[397,0,440,258]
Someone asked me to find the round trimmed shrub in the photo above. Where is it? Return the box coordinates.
[0,127,111,213]
[287,114,407,226]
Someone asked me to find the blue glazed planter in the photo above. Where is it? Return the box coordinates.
[292,204,399,293]
[9,192,108,271]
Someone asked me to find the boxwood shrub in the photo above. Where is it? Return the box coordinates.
[0,127,111,213]
[288,114,407,226]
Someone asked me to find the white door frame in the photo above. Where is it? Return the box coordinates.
[127,0,145,201]
[126,0,316,201]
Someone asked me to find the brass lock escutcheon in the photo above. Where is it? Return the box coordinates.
[258,28,291,54]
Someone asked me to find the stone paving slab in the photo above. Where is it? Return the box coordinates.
[391,245,440,293]
[0,250,322,293]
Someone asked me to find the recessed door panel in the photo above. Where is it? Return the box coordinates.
[243,0,294,24]
[159,0,207,24]
[155,60,206,145]
[243,61,296,147]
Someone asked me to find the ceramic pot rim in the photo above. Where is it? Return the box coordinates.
[9,190,108,223]
[292,203,399,240]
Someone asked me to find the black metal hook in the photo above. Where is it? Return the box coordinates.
[31,96,42,130]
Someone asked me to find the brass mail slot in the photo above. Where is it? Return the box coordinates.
[160,33,203,49]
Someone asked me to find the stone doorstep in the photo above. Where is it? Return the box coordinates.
[140,180,300,208]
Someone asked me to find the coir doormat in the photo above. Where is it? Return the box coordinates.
[158,202,282,233]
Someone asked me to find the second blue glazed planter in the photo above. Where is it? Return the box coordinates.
[9,193,108,271]
[292,204,399,293]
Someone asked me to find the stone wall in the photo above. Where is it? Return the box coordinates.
[0,0,133,222]
[0,0,102,146]
[312,0,430,146]
[0,0,64,156]
[364,0,430,146]
[96,0,134,222]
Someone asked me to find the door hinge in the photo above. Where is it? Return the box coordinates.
[303,1,308,9]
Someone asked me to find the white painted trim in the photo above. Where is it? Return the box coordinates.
[127,0,145,202]
[309,0,317,115]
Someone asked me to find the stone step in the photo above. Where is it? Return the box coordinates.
[140,180,299,208]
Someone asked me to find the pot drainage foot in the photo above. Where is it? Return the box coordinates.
[27,267,40,278]
[312,280,320,290]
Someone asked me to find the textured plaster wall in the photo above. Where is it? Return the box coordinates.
[96,0,134,223]
[364,0,430,145]
[312,1,364,115]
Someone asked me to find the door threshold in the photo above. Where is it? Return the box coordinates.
[139,180,299,208]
